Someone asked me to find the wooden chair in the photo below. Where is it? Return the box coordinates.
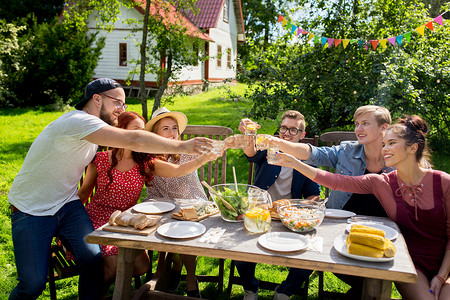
[318,131,357,300]
[140,125,233,296]
[227,135,319,297]
[47,242,79,300]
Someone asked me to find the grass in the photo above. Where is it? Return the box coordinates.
[2,83,450,299]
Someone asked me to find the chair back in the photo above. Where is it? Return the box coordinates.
[181,125,233,194]
[247,135,319,185]
[319,131,357,198]
[320,131,357,146]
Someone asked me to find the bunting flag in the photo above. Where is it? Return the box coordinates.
[416,25,425,36]
[277,15,283,23]
[371,40,379,50]
[342,39,350,49]
[276,11,448,51]
[291,25,297,34]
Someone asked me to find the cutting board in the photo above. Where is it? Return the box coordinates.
[102,223,160,236]
[171,209,219,222]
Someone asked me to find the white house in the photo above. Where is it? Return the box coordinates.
[86,0,245,96]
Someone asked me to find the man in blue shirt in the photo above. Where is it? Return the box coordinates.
[236,110,320,300]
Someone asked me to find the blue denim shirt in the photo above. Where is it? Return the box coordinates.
[304,141,395,209]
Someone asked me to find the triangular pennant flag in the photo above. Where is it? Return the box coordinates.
[416,25,425,36]
[302,30,308,34]
[350,39,358,44]
[286,22,292,31]
[308,33,315,42]
[358,40,363,48]
[282,19,287,27]
[321,37,327,45]
[371,40,379,50]
[327,38,334,47]
[434,15,443,26]
[277,15,283,23]
[379,39,387,48]
[291,25,297,35]
[396,35,404,46]
[404,32,411,42]
[342,39,350,49]
[296,27,302,36]
[425,21,434,31]
[388,37,396,46]
[364,45,368,51]
[334,39,342,47]
[314,35,320,43]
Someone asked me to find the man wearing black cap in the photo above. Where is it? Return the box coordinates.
[7,78,212,300]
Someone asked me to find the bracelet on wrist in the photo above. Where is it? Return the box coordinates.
[434,275,446,284]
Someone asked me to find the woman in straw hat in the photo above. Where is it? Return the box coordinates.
[145,107,207,297]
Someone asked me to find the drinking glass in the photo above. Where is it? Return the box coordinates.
[267,144,280,164]
[255,134,270,151]
[211,140,225,155]
[245,123,257,136]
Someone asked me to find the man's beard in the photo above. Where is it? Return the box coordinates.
[99,105,117,126]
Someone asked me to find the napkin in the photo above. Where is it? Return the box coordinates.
[307,236,323,252]
[199,227,226,244]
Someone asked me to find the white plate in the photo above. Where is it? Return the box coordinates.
[258,232,310,252]
[157,221,206,239]
[325,209,356,219]
[132,202,175,214]
[346,222,398,240]
[333,234,394,262]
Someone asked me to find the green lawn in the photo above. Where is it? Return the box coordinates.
[1,83,449,299]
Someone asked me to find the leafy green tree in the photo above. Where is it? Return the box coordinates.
[0,17,105,108]
[238,0,449,148]
[0,0,65,23]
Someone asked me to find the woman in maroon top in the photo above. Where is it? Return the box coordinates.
[272,115,450,300]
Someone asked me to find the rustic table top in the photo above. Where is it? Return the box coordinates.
[86,200,417,284]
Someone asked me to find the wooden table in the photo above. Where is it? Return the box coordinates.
[86,207,417,300]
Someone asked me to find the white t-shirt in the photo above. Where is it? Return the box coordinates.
[267,166,293,201]
[8,110,108,216]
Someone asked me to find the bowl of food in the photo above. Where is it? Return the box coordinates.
[210,183,269,222]
[277,199,325,232]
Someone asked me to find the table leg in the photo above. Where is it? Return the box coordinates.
[113,247,141,300]
[362,278,392,300]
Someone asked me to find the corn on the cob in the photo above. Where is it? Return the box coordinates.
[347,242,384,258]
[347,232,388,250]
[384,239,396,258]
[350,224,385,238]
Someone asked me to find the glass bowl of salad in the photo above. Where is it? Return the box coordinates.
[210,183,268,222]
[277,199,325,232]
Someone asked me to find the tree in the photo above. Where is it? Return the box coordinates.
[0,17,105,108]
[238,0,450,148]
[0,0,65,23]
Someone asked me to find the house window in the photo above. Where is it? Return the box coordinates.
[217,45,222,68]
[223,0,229,23]
[119,43,127,66]
[193,41,199,66]
[227,48,232,69]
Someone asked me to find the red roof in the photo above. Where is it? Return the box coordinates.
[134,0,213,42]
[183,0,223,28]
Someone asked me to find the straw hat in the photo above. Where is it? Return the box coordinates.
[145,107,188,133]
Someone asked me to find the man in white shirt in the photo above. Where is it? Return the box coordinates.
[8,78,211,300]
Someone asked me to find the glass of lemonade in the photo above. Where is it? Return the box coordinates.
[244,188,272,233]
[256,134,270,151]
[245,123,257,136]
